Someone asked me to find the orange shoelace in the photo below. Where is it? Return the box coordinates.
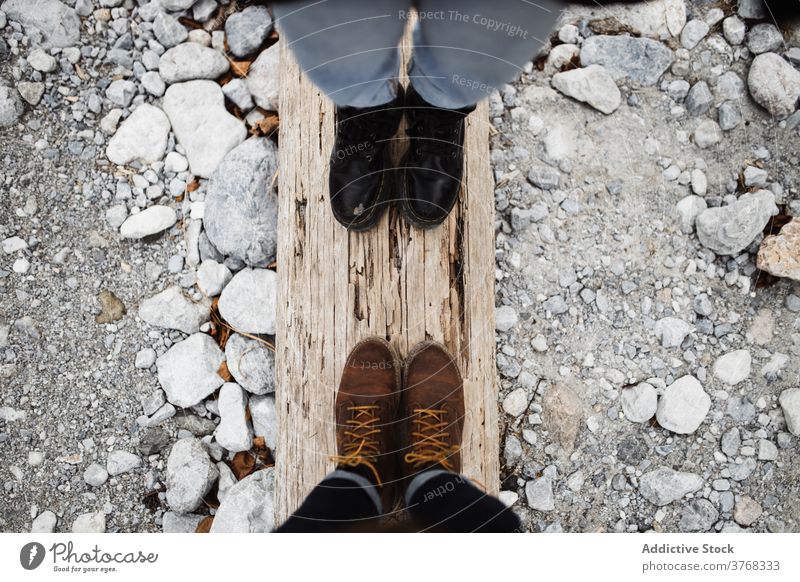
[403,408,459,471]
[330,405,383,485]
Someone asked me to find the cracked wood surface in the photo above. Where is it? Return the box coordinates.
[275,27,498,522]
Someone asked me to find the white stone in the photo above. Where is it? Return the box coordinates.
[525,477,554,511]
[779,389,800,435]
[72,512,106,533]
[218,268,278,335]
[246,43,280,111]
[225,333,275,395]
[621,382,658,423]
[654,316,692,348]
[31,510,57,533]
[106,450,141,476]
[495,305,518,332]
[163,81,247,178]
[166,437,219,513]
[157,333,225,408]
[159,43,229,84]
[656,375,710,434]
[119,206,177,239]
[139,286,210,334]
[503,388,529,417]
[639,467,703,506]
[27,48,57,72]
[196,260,232,296]
[551,65,621,114]
[713,350,752,385]
[211,468,275,532]
[83,462,109,486]
[748,53,800,119]
[250,394,276,450]
[215,383,252,452]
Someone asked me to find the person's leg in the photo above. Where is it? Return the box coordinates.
[272,0,407,108]
[273,1,409,230]
[276,469,382,532]
[410,0,563,109]
[404,469,520,532]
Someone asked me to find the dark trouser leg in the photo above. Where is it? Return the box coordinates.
[276,470,382,532]
[405,470,520,532]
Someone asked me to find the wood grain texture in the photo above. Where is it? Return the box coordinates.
[275,24,498,522]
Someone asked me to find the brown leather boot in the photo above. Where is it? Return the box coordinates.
[400,341,465,481]
[331,337,401,512]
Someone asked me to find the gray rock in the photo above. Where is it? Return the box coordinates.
[543,295,568,315]
[621,382,657,423]
[83,462,109,486]
[153,12,188,48]
[748,53,800,119]
[31,510,57,533]
[138,427,171,455]
[120,206,177,239]
[166,437,219,513]
[525,477,554,511]
[210,468,275,532]
[527,166,560,190]
[656,375,710,434]
[723,16,746,45]
[729,457,757,481]
[16,81,44,106]
[215,383,252,452]
[715,72,745,103]
[225,5,272,58]
[106,450,141,476]
[580,35,674,86]
[27,48,57,73]
[106,79,137,108]
[222,78,254,110]
[679,499,718,532]
[139,286,210,335]
[246,43,280,111]
[218,268,277,335]
[225,333,275,395]
[196,260,232,296]
[503,388,529,417]
[0,84,23,127]
[250,394,277,450]
[693,119,722,148]
[681,19,710,50]
[495,305,518,332]
[639,467,703,506]
[712,350,751,385]
[747,23,784,55]
[162,511,204,533]
[106,104,171,165]
[758,439,778,461]
[685,81,712,116]
[163,81,247,178]
[72,512,106,533]
[718,101,743,130]
[141,71,166,97]
[1,0,80,48]
[721,427,741,456]
[696,190,778,255]
[159,43,229,84]
[157,332,225,408]
[204,138,279,266]
[779,388,800,435]
[738,0,767,20]
[161,0,201,9]
[551,64,621,114]
[654,316,692,348]
[733,496,762,527]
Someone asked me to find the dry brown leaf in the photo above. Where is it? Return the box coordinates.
[187,179,201,193]
[195,516,214,533]
[254,112,280,136]
[217,361,233,382]
[230,60,251,77]
[231,452,256,480]
[253,436,266,450]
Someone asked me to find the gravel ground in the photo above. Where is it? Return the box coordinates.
[1,0,799,533]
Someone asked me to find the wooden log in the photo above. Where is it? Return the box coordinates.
[275,22,497,522]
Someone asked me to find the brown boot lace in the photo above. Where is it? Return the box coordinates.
[403,408,459,471]
[331,405,383,485]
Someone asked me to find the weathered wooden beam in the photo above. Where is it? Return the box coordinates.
[275,24,498,522]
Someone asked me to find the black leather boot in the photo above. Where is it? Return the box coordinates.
[329,87,404,231]
[399,86,475,229]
